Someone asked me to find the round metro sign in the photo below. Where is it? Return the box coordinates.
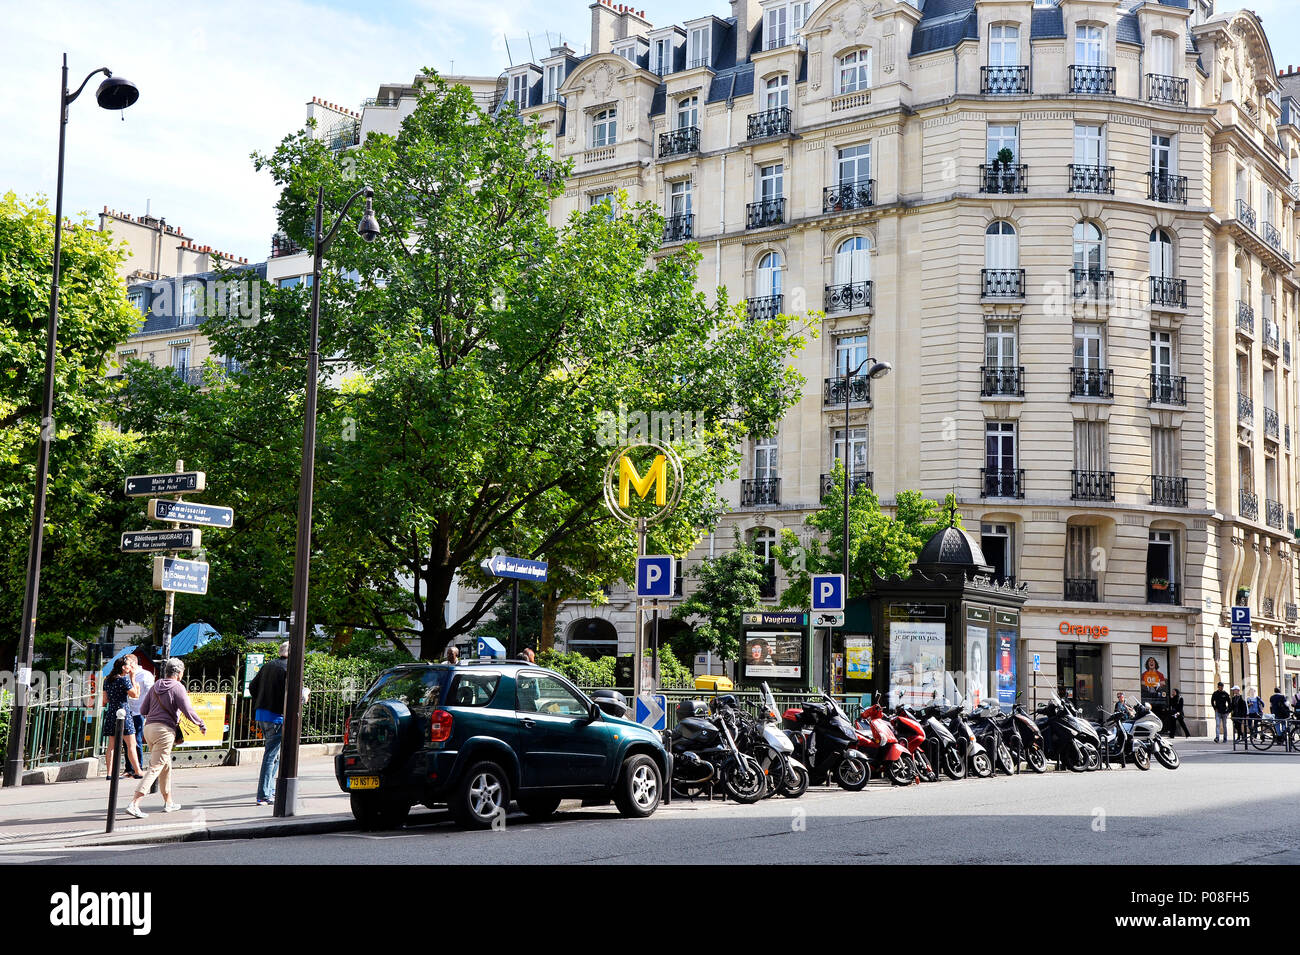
[601,442,683,526]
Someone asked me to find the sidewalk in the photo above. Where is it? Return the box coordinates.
[0,753,356,851]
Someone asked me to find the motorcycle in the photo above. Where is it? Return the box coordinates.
[1035,692,1101,772]
[891,705,938,782]
[740,684,810,797]
[917,701,965,780]
[1003,701,1048,773]
[783,690,872,791]
[664,698,767,803]
[968,701,1016,775]
[939,698,994,778]
[855,704,916,785]
[1128,702,1180,769]
[1092,709,1151,770]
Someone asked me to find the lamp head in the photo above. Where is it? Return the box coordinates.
[866,360,893,380]
[95,74,139,111]
[357,186,380,243]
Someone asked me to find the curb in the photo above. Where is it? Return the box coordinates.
[65,814,358,848]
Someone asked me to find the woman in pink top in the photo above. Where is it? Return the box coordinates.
[125,658,206,819]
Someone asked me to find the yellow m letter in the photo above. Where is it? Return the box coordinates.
[619,454,667,508]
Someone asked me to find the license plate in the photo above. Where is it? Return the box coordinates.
[347,776,380,790]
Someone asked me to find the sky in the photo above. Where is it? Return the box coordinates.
[1,0,1297,261]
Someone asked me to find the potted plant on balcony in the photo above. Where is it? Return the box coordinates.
[1149,577,1169,591]
[1236,587,1251,605]
[995,147,1016,191]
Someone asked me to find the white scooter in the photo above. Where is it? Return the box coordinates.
[1128,702,1181,769]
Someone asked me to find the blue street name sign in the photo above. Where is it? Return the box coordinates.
[811,574,845,612]
[148,499,234,528]
[481,555,549,582]
[151,556,210,595]
[1032,654,1042,672]
[636,555,675,598]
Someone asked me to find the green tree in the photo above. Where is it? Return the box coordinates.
[470,588,544,653]
[671,537,767,661]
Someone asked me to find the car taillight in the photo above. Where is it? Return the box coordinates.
[343,718,351,747]
[429,709,453,743]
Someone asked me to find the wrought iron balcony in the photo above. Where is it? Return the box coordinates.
[270,232,302,257]
[820,470,873,500]
[663,213,694,243]
[1147,581,1180,605]
[1264,221,1283,252]
[1267,498,1285,529]
[658,125,700,158]
[1236,199,1257,230]
[1289,603,1299,623]
[981,66,1029,95]
[822,178,875,213]
[1146,73,1188,106]
[1072,469,1115,501]
[1071,268,1114,300]
[1151,475,1188,507]
[747,107,791,140]
[1070,367,1113,399]
[1148,171,1188,204]
[1069,163,1114,194]
[1237,300,1255,335]
[746,294,783,322]
[1285,340,1292,365]
[1264,323,1280,353]
[1263,597,1277,618]
[741,477,781,507]
[1238,394,1253,423]
[979,164,1028,194]
[746,197,786,229]
[982,269,1025,298]
[1151,373,1187,406]
[981,467,1024,499]
[981,365,1024,397]
[1070,65,1116,95]
[824,280,873,313]
[1240,490,1259,521]
[1064,577,1099,602]
[687,56,712,71]
[824,374,872,405]
[1265,408,1280,441]
[1150,276,1187,307]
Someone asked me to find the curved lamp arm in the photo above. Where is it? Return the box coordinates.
[317,185,375,255]
[65,67,111,106]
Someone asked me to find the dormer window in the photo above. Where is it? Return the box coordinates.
[688,25,710,69]
[764,1,811,50]
[651,37,672,75]
[543,63,564,103]
[613,41,636,62]
[509,73,529,109]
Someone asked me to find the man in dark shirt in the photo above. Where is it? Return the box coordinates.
[1211,682,1230,742]
[249,642,289,806]
[1270,687,1291,719]
[1229,685,1248,741]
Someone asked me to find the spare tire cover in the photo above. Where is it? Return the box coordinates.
[356,700,412,772]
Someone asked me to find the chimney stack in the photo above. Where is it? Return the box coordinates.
[591,0,620,54]
[731,0,762,63]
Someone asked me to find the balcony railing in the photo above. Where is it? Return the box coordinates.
[1147,581,1180,605]
[1072,469,1115,501]
[979,164,1028,194]
[663,213,694,243]
[1070,367,1113,399]
[981,66,1029,95]
[981,365,1024,397]
[820,471,873,500]
[1236,199,1257,230]
[1151,373,1187,406]
[746,197,786,229]
[1240,490,1259,521]
[822,178,875,213]
[270,233,302,258]
[1265,323,1280,352]
[1146,73,1189,107]
[824,280,873,313]
[1267,499,1284,529]
[1148,171,1188,204]
[1151,475,1188,507]
[1069,163,1115,194]
[1150,276,1187,308]
[1071,268,1114,300]
[1289,603,1299,623]
[1064,577,1099,602]
[1264,221,1284,252]
[1285,340,1292,365]
[1239,394,1254,423]
[981,468,1024,499]
[687,56,712,71]
[1236,300,1255,334]
[1070,65,1116,95]
[746,294,783,322]
[741,477,781,507]
[1265,408,1280,439]
[824,374,872,406]
[747,107,791,140]
[658,125,700,158]
[982,269,1025,298]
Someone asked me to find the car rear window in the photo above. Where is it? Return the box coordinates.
[359,668,448,708]
[446,672,502,707]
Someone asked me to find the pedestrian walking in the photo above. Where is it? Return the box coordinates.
[1230,685,1248,741]
[126,654,154,771]
[102,657,143,779]
[1169,688,1190,738]
[1211,682,1230,742]
[1246,687,1265,718]
[126,658,205,818]
[443,645,459,665]
[249,642,290,807]
[1270,686,1291,720]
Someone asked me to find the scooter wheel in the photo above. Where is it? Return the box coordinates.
[941,747,965,780]
[779,762,810,798]
[995,742,1016,775]
[1131,745,1151,770]
[971,751,993,778]
[834,756,870,791]
[1025,745,1048,774]
[887,753,915,786]
[913,751,939,782]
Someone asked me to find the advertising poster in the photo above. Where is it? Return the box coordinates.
[996,630,1017,707]
[965,625,989,706]
[889,622,946,706]
[845,637,873,680]
[1140,647,1170,704]
[744,631,803,679]
[176,692,227,747]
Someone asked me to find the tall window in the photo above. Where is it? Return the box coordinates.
[1073,221,1105,273]
[754,437,779,479]
[1151,331,1174,379]
[759,162,784,200]
[590,192,616,217]
[1073,421,1109,473]
[1073,324,1105,371]
[1149,34,1175,76]
[757,251,783,297]
[986,422,1017,472]
[985,221,1018,269]
[676,95,699,129]
[838,50,871,93]
[651,37,671,75]
[688,26,710,68]
[989,24,1019,66]
[1074,123,1104,164]
[834,236,872,285]
[765,6,788,48]
[981,522,1015,584]
[544,64,564,103]
[835,333,870,376]
[987,124,1019,161]
[833,427,869,474]
[170,344,190,374]
[1150,134,1173,175]
[765,74,789,110]
[591,109,617,148]
[1066,525,1097,579]
[669,179,692,217]
[1075,24,1105,66]
[837,143,871,185]
[1149,229,1175,278]
[1147,530,1177,591]
[752,527,777,595]
[1152,426,1180,477]
[181,283,199,322]
[985,323,1017,369]
[510,73,529,108]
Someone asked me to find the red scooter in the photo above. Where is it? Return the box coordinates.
[854,704,915,785]
[891,705,938,782]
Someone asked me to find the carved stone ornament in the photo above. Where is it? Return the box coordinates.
[590,63,617,100]
[831,0,879,40]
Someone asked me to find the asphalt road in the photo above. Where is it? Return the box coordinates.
[16,744,1300,865]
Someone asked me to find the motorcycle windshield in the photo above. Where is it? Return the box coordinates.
[760,682,781,722]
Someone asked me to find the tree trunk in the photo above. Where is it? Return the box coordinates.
[541,594,560,651]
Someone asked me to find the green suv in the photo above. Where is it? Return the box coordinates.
[335,661,669,830]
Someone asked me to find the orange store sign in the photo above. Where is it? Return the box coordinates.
[1059,620,1108,640]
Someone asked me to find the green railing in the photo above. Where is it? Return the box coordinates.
[17,682,103,769]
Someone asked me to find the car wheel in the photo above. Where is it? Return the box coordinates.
[350,792,410,831]
[614,754,662,818]
[516,796,562,822]
[451,761,510,830]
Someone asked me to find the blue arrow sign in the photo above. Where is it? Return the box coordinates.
[481,555,549,582]
[148,499,234,528]
[635,693,667,731]
[151,556,210,595]
[811,574,845,612]
[636,555,674,598]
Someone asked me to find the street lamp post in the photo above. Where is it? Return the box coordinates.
[3,56,138,789]
[275,185,380,817]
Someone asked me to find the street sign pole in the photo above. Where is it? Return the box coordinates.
[158,459,185,660]
[634,517,647,704]
[509,579,520,659]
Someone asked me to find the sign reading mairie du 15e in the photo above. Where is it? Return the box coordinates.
[152,556,210,595]
[125,471,206,497]
[148,498,234,528]
[120,529,202,553]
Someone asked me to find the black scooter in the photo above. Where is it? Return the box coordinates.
[782,691,871,791]
[1035,692,1101,772]
[917,702,964,780]
[968,702,1016,775]
[1091,709,1152,770]
[1003,701,1048,773]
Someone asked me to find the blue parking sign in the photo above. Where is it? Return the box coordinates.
[811,574,844,612]
[1230,606,1251,639]
[637,555,674,598]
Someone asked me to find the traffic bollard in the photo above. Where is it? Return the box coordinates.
[105,708,125,833]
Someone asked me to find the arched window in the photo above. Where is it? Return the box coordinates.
[1073,221,1105,273]
[985,221,1019,269]
[591,108,617,148]
[765,74,789,110]
[1149,229,1174,278]
[834,236,872,285]
[837,50,871,94]
[757,251,784,297]
[676,96,699,129]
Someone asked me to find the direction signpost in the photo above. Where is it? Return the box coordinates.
[146,499,233,528]
[151,556,211,595]
[811,574,845,689]
[479,554,549,658]
[120,529,201,553]
[124,471,205,497]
